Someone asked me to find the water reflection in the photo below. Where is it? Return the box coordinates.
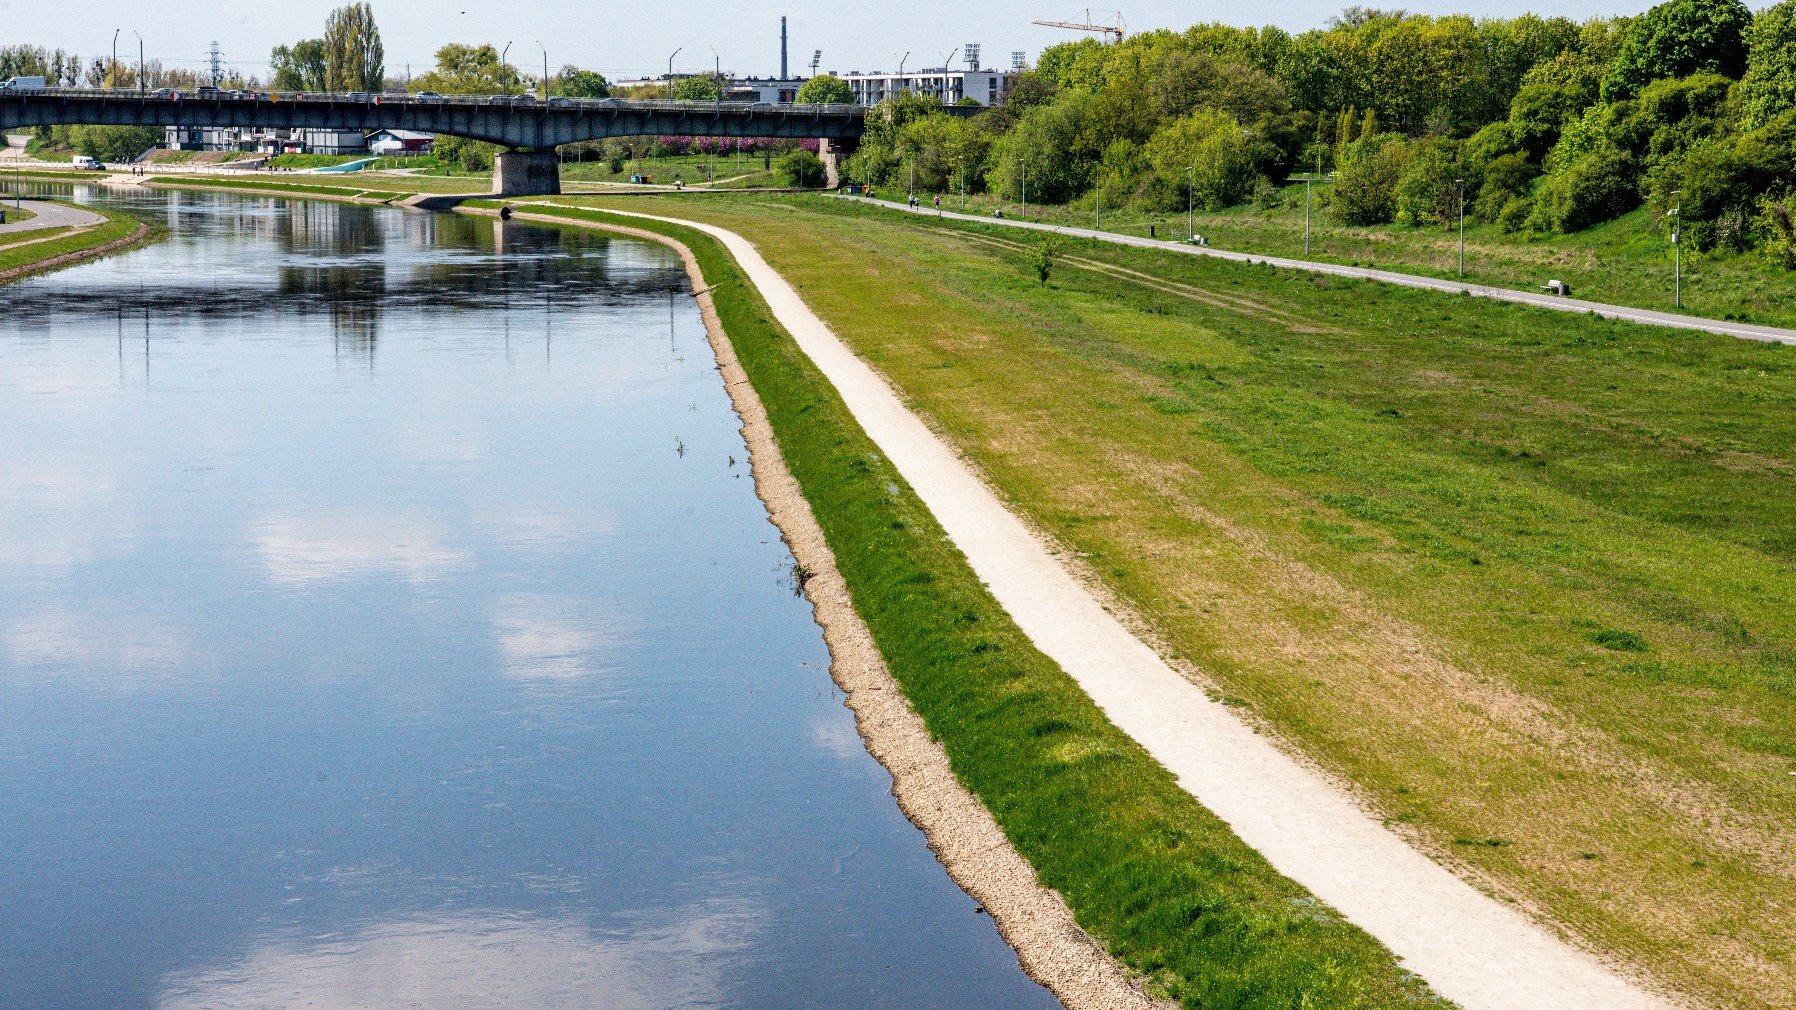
[0,185,1059,1010]
[158,901,762,1010]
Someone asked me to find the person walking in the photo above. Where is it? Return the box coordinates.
[932,193,940,215]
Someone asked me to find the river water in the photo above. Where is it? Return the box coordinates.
[0,186,1058,1009]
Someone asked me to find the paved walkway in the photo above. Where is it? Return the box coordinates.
[562,204,1678,1010]
[848,195,1796,347]
[0,199,104,234]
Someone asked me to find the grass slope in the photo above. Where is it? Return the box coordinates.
[917,184,1796,329]
[539,192,1796,1010]
[0,204,148,277]
[510,203,1450,1009]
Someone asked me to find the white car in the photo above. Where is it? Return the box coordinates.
[72,155,103,170]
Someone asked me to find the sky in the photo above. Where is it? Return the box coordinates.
[3,0,1662,82]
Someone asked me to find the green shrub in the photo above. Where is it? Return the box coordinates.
[774,149,825,188]
[1475,152,1538,221]
[1497,194,1536,232]
[1394,139,1463,227]
[1533,146,1640,231]
[1144,108,1259,210]
[1331,134,1410,225]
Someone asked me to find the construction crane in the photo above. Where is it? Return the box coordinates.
[1032,9,1126,42]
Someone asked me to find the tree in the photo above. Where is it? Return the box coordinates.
[1144,109,1258,210]
[796,74,853,104]
[410,44,519,95]
[555,66,610,98]
[1740,0,1796,130]
[774,148,825,187]
[1601,0,1750,101]
[670,75,722,102]
[322,2,384,92]
[1331,133,1411,223]
[271,39,328,91]
[69,125,160,163]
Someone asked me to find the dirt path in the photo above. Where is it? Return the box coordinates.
[561,204,1681,1010]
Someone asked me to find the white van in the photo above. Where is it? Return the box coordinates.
[72,155,102,170]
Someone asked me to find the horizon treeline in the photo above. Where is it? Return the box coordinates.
[849,0,1796,258]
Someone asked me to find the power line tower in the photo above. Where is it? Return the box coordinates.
[207,41,224,86]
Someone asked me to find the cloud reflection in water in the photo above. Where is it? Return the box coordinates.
[157,900,762,1010]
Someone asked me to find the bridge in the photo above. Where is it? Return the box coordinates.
[0,88,880,195]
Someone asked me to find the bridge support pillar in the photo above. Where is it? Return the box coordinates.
[492,149,561,198]
[819,137,857,189]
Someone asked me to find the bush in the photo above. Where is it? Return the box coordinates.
[1475,153,1538,221]
[774,149,825,188]
[1758,194,1796,267]
[1498,194,1536,233]
[1331,134,1410,225]
[1144,109,1258,210]
[1394,139,1462,227]
[1533,146,1639,231]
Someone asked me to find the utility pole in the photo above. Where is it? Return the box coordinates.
[1455,177,1465,278]
[1670,189,1682,309]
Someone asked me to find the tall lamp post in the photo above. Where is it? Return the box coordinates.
[500,42,513,96]
[667,47,681,90]
[1187,164,1195,242]
[1455,177,1466,277]
[112,29,120,90]
[1304,159,1315,256]
[537,42,548,102]
[1669,189,1682,309]
[134,30,144,94]
[1018,157,1027,219]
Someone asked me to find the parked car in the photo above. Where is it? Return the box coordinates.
[72,155,103,169]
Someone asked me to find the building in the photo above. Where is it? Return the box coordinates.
[367,129,434,156]
[840,67,1013,107]
[727,77,806,104]
[163,125,422,156]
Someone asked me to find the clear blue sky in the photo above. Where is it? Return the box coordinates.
[4,0,1661,81]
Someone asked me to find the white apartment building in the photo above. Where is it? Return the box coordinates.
[840,68,1012,107]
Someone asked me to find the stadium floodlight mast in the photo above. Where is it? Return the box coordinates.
[1669,189,1682,308]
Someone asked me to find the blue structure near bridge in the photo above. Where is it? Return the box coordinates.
[0,89,882,195]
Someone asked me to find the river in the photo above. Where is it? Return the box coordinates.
[0,184,1059,1009]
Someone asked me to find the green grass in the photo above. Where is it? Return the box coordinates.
[502,202,1452,1009]
[542,192,1796,1010]
[924,182,1796,329]
[0,203,149,277]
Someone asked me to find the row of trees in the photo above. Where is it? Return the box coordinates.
[847,0,1796,261]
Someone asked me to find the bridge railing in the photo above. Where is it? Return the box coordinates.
[13,86,869,117]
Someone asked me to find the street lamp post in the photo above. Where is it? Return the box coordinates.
[1670,189,1682,309]
[1305,148,1320,256]
[538,42,548,103]
[1187,164,1195,242]
[500,42,513,96]
[667,47,681,90]
[112,29,120,90]
[1019,158,1027,219]
[134,31,144,94]
[1455,177,1466,278]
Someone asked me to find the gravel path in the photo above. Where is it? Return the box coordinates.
[571,204,1682,1010]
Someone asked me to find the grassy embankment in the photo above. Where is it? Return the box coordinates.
[535,192,1796,1010]
[0,203,151,279]
[918,183,1796,328]
[482,200,1452,1009]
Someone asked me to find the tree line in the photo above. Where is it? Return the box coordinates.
[849,0,1796,259]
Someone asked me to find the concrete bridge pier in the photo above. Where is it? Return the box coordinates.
[492,149,561,197]
[819,137,857,189]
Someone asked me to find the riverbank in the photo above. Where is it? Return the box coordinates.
[465,201,1457,1008]
[0,203,154,284]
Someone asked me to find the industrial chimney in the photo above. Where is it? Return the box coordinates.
[781,17,789,79]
